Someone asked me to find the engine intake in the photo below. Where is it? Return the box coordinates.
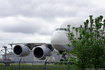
[33,45,52,60]
[13,44,30,57]
[34,47,43,58]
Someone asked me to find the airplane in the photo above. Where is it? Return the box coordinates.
[8,19,83,60]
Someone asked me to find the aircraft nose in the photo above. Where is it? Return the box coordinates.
[51,31,69,45]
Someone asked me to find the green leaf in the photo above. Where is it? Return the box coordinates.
[65,15,105,68]
[57,53,60,55]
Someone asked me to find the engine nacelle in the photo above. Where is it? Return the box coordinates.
[13,44,30,57]
[33,45,52,60]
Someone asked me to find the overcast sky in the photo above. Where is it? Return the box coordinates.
[0,0,105,56]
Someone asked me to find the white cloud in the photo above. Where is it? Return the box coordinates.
[0,31,51,46]
[0,16,56,35]
[0,0,105,52]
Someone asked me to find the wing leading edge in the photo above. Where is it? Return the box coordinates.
[9,43,48,50]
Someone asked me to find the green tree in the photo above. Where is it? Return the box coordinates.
[65,15,105,70]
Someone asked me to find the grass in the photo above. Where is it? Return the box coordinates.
[1,63,104,70]
[0,63,73,70]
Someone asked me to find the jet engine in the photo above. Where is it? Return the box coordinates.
[13,44,30,57]
[33,44,53,60]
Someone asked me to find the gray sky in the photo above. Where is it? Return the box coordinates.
[0,0,105,55]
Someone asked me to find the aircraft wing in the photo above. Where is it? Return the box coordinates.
[8,42,56,60]
[8,43,48,50]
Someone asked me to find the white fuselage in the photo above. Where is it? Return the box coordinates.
[51,21,73,52]
[51,19,83,52]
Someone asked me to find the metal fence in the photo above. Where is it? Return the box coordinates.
[0,61,105,70]
[0,61,73,70]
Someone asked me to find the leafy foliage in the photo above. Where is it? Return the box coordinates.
[65,15,105,69]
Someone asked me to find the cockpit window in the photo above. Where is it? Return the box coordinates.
[55,28,68,31]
